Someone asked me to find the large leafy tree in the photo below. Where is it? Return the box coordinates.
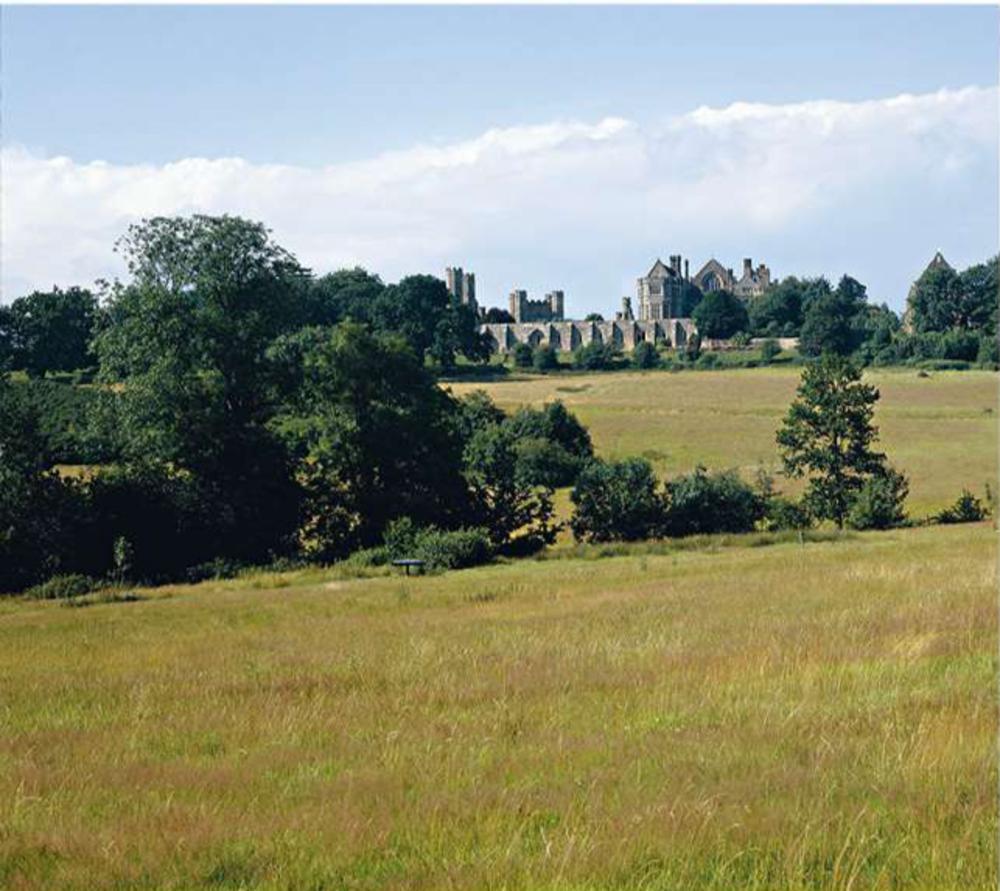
[0,375,81,591]
[570,457,664,542]
[748,276,831,336]
[306,267,386,327]
[799,275,869,357]
[271,322,473,559]
[907,258,997,335]
[692,290,749,339]
[776,355,889,527]
[92,215,307,561]
[7,286,98,376]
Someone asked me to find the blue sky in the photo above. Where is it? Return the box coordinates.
[3,5,998,313]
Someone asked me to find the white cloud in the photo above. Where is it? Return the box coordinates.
[3,86,996,311]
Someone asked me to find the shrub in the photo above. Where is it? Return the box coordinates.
[383,517,493,570]
[846,466,909,530]
[532,345,559,371]
[512,343,534,368]
[914,358,971,371]
[695,352,719,369]
[730,331,752,349]
[760,339,781,364]
[573,341,619,371]
[631,341,661,369]
[24,573,97,600]
[762,496,812,532]
[684,334,702,362]
[514,438,582,488]
[936,489,989,524]
[663,467,766,537]
[570,458,665,542]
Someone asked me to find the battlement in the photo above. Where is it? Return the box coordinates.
[509,288,565,323]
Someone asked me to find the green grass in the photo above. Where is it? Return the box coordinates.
[0,523,995,889]
[447,366,998,518]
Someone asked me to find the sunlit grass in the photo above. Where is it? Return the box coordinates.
[446,367,998,518]
[0,523,994,889]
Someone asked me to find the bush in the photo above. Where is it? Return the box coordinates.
[730,331,752,349]
[936,489,989,524]
[695,352,719,369]
[846,467,909,530]
[913,359,971,371]
[185,558,248,584]
[513,437,583,488]
[532,345,559,371]
[570,458,665,542]
[512,343,534,368]
[663,467,766,537]
[573,341,619,371]
[24,573,98,600]
[760,339,781,364]
[762,496,812,532]
[383,517,493,570]
[631,341,661,369]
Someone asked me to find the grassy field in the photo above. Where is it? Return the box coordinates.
[447,366,998,518]
[0,523,996,890]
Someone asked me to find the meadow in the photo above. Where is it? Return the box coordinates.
[447,366,998,518]
[1,367,996,889]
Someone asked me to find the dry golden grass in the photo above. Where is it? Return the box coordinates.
[0,523,995,889]
[446,367,998,518]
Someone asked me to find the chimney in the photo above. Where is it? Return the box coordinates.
[743,258,752,278]
[684,259,689,281]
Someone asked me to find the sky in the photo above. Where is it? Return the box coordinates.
[2,5,998,314]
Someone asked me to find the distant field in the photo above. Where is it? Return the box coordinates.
[0,524,994,889]
[447,367,998,517]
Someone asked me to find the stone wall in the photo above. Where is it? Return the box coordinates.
[480,318,697,353]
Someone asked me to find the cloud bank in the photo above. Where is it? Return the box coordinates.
[3,85,996,312]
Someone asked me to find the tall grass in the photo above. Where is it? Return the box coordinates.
[0,523,994,889]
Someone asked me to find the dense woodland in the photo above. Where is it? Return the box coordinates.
[1,215,993,594]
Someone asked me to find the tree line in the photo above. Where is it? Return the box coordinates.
[2,215,992,596]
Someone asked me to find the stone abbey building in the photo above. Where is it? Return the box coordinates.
[464,253,772,354]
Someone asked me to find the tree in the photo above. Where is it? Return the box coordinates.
[7,286,98,376]
[573,340,618,370]
[907,255,999,336]
[846,466,909,530]
[631,341,661,369]
[306,267,385,327]
[662,467,766,537]
[483,307,515,324]
[692,290,748,339]
[799,276,868,357]
[776,355,888,527]
[0,375,82,592]
[92,215,307,563]
[759,339,781,364]
[532,344,559,371]
[462,421,557,555]
[512,342,534,367]
[505,401,594,487]
[570,458,665,542]
[584,313,605,322]
[272,322,473,558]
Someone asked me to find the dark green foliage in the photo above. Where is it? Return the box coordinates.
[631,341,661,369]
[5,286,98,376]
[762,496,812,532]
[777,355,888,527]
[799,276,869,357]
[759,339,781,364]
[693,290,749,340]
[908,256,997,335]
[383,517,493,571]
[483,307,515,323]
[695,352,719,369]
[684,333,702,362]
[23,574,98,600]
[936,489,989,524]
[272,322,472,560]
[512,343,534,367]
[584,313,605,322]
[846,466,910,530]
[462,420,558,555]
[663,467,766,537]
[8,378,113,464]
[532,344,559,371]
[505,401,594,487]
[0,376,85,593]
[570,458,665,542]
[306,267,385,327]
[573,341,620,370]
